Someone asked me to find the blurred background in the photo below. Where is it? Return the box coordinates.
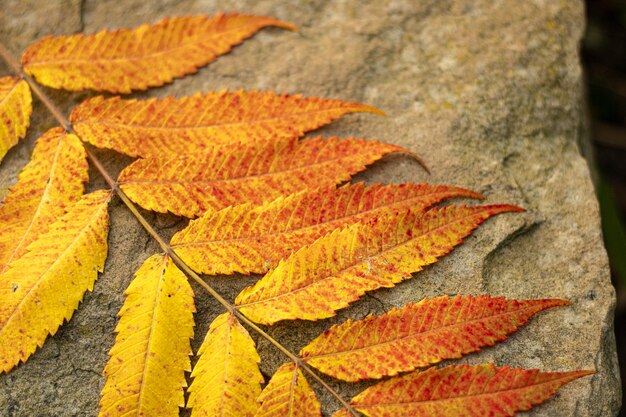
[583,0,626,414]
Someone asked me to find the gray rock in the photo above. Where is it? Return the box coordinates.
[0,0,621,416]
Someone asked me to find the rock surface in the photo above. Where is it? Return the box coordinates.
[0,0,621,416]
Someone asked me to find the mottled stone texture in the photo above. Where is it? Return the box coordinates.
[0,1,621,416]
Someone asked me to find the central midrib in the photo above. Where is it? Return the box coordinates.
[135,257,167,417]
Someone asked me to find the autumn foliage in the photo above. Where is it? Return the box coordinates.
[0,76,31,162]
[0,12,592,417]
[21,14,297,93]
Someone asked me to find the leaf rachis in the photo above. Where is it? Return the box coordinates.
[0,14,593,417]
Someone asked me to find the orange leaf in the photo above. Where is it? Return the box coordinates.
[118,137,412,218]
[332,364,593,417]
[0,191,110,373]
[300,296,569,382]
[0,76,32,162]
[0,128,88,275]
[172,182,482,275]
[21,14,296,93]
[70,91,382,158]
[236,204,523,325]
[254,363,321,417]
[187,313,263,417]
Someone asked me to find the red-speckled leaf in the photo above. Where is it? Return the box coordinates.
[300,295,569,382]
[0,128,88,275]
[0,191,110,373]
[22,14,296,93]
[236,204,523,325]
[0,76,32,162]
[118,137,414,218]
[254,363,321,417]
[70,91,382,158]
[171,182,483,275]
[332,364,593,417]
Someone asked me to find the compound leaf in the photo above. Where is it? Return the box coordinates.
[100,254,195,417]
[0,128,88,275]
[118,137,412,218]
[0,190,110,373]
[172,182,482,275]
[2,11,588,417]
[300,295,569,382]
[187,313,263,417]
[0,76,32,162]
[332,364,593,417]
[236,204,523,325]
[255,363,321,417]
[21,14,295,93]
[70,91,381,158]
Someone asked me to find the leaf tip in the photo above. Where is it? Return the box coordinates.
[575,369,596,378]
[0,357,20,375]
[486,203,526,215]
[274,20,299,32]
[466,189,486,200]
[360,103,386,116]
[391,147,429,173]
[415,153,430,174]
[549,368,595,387]
[371,141,428,172]
[545,298,572,308]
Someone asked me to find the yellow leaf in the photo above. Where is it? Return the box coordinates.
[0,76,32,162]
[21,14,296,93]
[119,137,411,218]
[255,363,321,417]
[236,204,523,325]
[0,190,110,373]
[70,91,382,158]
[100,254,195,417]
[172,182,483,275]
[0,128,88,275]
[187,313,263,417]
